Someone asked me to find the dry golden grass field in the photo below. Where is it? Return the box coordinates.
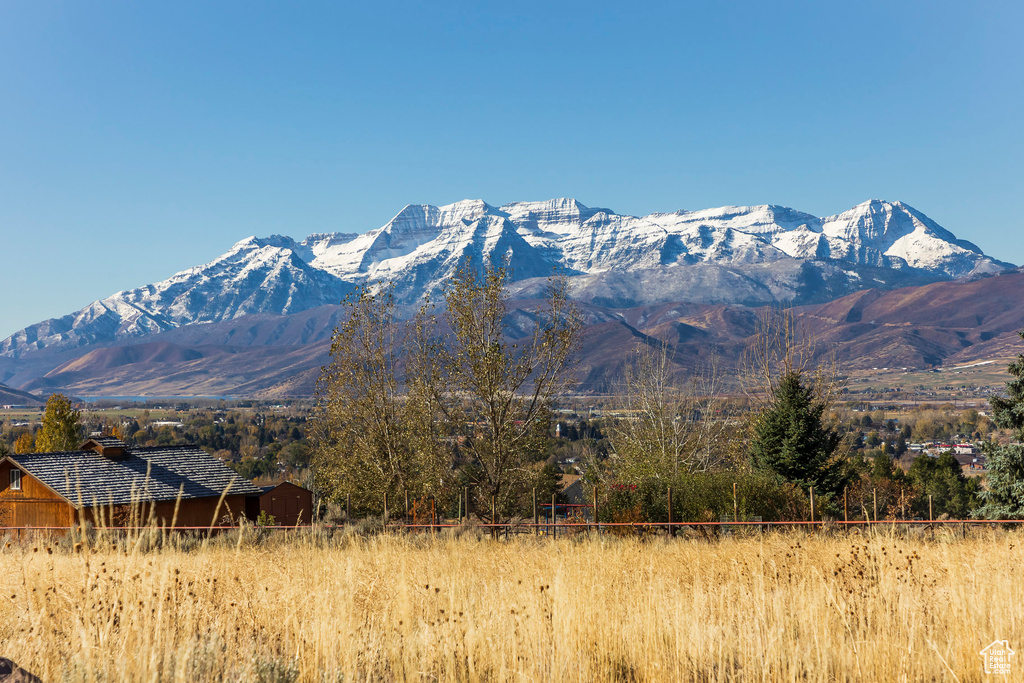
[0,528,1020,682]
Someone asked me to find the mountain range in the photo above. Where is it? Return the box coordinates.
[0,198,1019,397]
[0,382,44,407]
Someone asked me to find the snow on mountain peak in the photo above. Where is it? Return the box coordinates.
[438,198,493,221]
[817,199,989,273]
[500,198,610,237]
[229,234,299,252]
[298,197,1004,283]
[303,232,359,247]
[1,198,1011,360]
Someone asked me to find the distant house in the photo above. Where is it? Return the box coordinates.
[953,451,986,473]
[0,437,263,530]
[559,474,586,505]
[558,474,595,516]
[251,482,313,526]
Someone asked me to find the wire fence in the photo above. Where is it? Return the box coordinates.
[1,485,1018,538]
[3,518,1024,537]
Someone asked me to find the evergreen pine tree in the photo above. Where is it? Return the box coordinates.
[980,330,1024,518]
[990,329,1024,440]
[871,451,904,482]
[750,370,844,494]
[976,444,1024,519]
[907,451,980,519]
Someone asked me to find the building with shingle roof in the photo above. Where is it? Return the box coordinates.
[255,481,313,526]
[1,438,262,529]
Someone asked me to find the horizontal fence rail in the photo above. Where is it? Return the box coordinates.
[5,486,996,538]
[3,519,1024,533]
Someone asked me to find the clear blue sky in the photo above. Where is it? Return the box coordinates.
[1,1,1022,339]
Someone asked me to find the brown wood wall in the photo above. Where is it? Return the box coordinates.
[260,483,313,526]
[1,460,250,529]
[0,460,75,528]
[83,494,251,528]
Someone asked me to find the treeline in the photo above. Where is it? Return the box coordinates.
[310,264,580,521]
[6,270,1024,524]
[310,262,1024,524]
[831,405,995,459]
[119,410,310,480]
[0,405,311,483]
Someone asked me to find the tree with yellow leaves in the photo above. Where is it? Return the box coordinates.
[35,393,82,453]
[13,431,34,454]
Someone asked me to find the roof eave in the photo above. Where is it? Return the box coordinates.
[3,455,79,508]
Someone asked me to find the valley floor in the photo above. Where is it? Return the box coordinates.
[0,529,1019,681]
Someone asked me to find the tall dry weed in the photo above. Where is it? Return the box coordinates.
[0,528,1019,681]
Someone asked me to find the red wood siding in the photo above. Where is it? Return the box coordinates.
[259,483,312,526]
[83,494,251,528]
[1,458,249,530]
[0,460,75,528]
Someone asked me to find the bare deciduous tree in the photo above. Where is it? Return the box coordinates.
[608,343,730,484]
[740,308,842,411]
[741,308,849,495]
[427,262,582,519]
[310,285,451,512]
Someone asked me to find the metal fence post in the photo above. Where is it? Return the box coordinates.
[733,482,738,524]
[810,487,815,526]
[873,488,878,524]
[843,486,848,524]
[593,485,599,534]
[552,492,557,538]
[667,487,674,538]
[929,494,933,522]
[533,488,538,537]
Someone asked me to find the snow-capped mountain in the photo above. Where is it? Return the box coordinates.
[306,198,1004,284]
[1,236,354,358]
[1,199,1011,359]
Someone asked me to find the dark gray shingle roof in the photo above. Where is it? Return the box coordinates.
[86,436,128,449]
[8,446,263,507]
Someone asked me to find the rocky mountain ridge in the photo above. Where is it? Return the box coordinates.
[3,269,1022,398]
[1,198,1011,360]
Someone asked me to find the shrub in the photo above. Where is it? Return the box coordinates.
[598,469,810,524]
[256,510,277,527]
